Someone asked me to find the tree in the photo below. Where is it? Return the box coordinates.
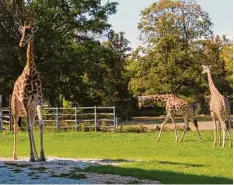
[127,0,213,101]
[0,0,120,106]
[221,39,233,88]
[202,35,233,95]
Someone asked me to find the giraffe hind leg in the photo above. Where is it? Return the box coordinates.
[217,120,222,146]
[193,119,202,141]
[12,97,21,160]
[225,120,232,148]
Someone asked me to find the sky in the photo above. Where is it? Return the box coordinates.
[102,0,233,49]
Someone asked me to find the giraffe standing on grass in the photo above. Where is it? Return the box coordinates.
[138,94,202,142]
[202,65,232,148]
[12,22,46,161]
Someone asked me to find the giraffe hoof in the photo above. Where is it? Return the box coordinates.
[35,158,45,162]
[13,154,17,160]
[38,157,46,162]
[29,157,36,162]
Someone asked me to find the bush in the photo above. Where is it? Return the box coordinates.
[116,124,148,133]
[79,122,95,132]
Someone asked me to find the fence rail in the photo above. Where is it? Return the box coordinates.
[0,106,117,131]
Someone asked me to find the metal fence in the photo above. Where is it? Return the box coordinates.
[0,106,117,131]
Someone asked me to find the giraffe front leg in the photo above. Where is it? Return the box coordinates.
[157,113,170,142]
[37,104,46,161]
[217,120,222,147]
[39,120,46,161]
[27,125,35,162]
[211,112,217,147]
[29,108,39,161]
[13,122,19,160]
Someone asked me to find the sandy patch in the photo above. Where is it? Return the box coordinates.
[0,157,160,184]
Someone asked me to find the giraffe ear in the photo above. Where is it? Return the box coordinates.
[31,26,38,33]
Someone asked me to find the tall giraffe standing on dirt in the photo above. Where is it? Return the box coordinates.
[138,94,202,142]
[11,23,46,161]
[202,65,232,148]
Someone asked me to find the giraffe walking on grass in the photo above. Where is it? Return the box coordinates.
[138,94,202,142]
[202,65,232,148]
[12,22,46,161]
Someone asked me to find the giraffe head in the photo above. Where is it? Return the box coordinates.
[202,65,211,74]
[19,23,38,47]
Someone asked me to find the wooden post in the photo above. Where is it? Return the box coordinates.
[74,107,78,132]
[9,95,12,132]
[56,107,59,130]
[94,106,97,132]
[0,95,2,131]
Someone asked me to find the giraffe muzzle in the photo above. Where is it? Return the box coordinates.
[19,41,26,47]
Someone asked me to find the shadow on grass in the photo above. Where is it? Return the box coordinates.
[158,160,205,167]
[84,164,232,184]
[0,158,232,184]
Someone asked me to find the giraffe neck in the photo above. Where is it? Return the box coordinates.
[26,39,36,69]
[207,71,220,96]
[142,94,174,102]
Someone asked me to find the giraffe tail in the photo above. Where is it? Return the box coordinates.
[194,119,198,128]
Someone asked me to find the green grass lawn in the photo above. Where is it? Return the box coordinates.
[0,130,233,184]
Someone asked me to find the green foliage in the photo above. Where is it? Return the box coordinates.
[126,0,232,103]
[0,0,132,107]
[221,41,233,88]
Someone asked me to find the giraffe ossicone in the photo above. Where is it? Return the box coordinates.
[12,23,46,161]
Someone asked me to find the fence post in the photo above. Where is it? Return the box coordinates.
[56,107,59,130]
[9,95,12,132]
[115,117,118,128]
[0,95,2,131]
[113,106,116,127]
[94,106,97,132]
[74,107,78,132]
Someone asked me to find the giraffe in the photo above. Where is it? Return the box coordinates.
[138,94,202,142]
[202,65,232,148]
[11,22,46,161]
